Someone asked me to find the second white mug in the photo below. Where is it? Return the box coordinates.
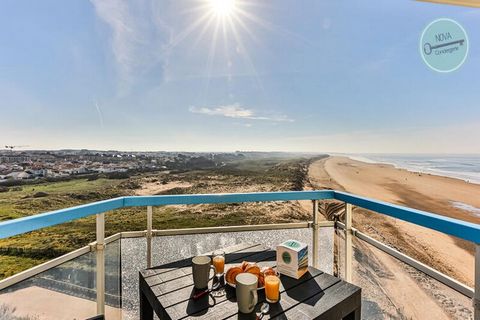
[235,273,258,313]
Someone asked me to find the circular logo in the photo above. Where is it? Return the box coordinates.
[282,252,292,264]
[285,240,300,248]
[420,18,468,73]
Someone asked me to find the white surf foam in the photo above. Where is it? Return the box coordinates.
[344,154,480,185]
[451,201,480,217]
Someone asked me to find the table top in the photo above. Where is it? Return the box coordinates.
[139,243,361,320]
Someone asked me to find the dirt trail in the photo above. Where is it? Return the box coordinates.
[135,181,193,196]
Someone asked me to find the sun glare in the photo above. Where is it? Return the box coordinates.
[209,0,236,17]
[171,0,272,97]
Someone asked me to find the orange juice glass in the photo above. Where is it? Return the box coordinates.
[212,250,225,276]
[265,275,280,303]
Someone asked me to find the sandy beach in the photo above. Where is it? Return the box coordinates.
[307,156,479,319]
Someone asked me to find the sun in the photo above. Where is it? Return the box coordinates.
[209,0,236,17]
[172,0,271,95]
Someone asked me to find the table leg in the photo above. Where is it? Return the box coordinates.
[140,289,153,320]
[343,306,361,320]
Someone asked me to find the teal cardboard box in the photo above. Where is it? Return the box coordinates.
[276,239,308,279]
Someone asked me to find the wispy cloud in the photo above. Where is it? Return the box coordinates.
[90,0,172,93]
[94,100,104,128]
[189,103,293,122]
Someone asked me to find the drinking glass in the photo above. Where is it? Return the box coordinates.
[212,250,226,297]
[212,250,225,276]
[265,275,280,303]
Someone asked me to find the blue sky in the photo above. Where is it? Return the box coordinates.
[1,0,479,153]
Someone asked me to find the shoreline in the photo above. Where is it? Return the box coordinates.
[340,154,480,186]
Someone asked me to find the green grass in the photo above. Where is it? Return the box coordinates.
[0,178,131,278]
[0,178,123,222]
[0,255,49,279]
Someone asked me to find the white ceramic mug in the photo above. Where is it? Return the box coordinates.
[235,273,258,313]
[192,256,214,290]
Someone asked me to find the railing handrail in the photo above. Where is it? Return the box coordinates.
[334,191,480,244]
[1,190,479,243]
[123,190,334,207]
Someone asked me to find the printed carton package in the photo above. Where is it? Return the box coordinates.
[276,239,308,279]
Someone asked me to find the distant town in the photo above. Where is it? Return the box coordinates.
[0,149,252,184]
[0,149,308,185]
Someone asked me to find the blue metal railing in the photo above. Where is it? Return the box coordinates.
[0,190,479,243]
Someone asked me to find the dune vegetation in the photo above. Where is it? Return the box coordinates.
[0,156,324,279]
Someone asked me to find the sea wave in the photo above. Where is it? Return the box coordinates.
[345,154,480,185]
[451,201,480,217]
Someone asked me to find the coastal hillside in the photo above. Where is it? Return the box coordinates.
[0,155,323,279]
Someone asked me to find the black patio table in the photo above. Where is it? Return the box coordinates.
[139,243,361,319]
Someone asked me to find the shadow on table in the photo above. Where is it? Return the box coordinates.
[185,287,212,317]
[281,271,323,306]
[229,293,286,320]
[165,250,277,318]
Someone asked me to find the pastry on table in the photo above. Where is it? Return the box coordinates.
[226,262,277,288]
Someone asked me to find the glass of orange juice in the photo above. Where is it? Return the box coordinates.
[212,250,226,297]
[265,275,280,303]
[212,250,225,276]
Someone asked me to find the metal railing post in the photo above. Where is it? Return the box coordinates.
[475,244,480,320]
[146,206,153,268]
[344,203,353,282]
[312,200,320,269]
[96,212,105,315]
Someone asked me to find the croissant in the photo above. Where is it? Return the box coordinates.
[226,266,243,285]
[261,267,276,277]
[227,263,276,288]
[241,261,254,271]
[245,264,261,277]
[257,274,265,288]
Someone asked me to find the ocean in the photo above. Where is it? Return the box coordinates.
[345,154,480,185]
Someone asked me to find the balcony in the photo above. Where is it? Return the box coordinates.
[0,190,478,319]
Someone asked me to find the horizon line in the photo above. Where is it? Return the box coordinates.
[1,149,480,156]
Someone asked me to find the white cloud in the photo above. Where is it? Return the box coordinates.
[90,0,172,93]
[189,103,293,122]
[189,104,253,118]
